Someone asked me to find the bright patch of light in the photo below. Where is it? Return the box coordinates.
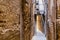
[39,5,44,11]
[39,0,43,4]
[39,0,44,14]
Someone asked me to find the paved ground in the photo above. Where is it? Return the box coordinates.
[32,30,46,40]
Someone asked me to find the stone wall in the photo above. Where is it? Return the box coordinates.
[47,0,56,40]
[22,0,34,40]
[0,0,21,40]
[0,0,35,40]
[57,0,60,40]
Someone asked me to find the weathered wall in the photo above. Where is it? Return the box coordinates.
[0,0,21,40]
[22,0,34,40]
[22,0,33,40]
[57,0,60,40]
[47,0,56,40]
